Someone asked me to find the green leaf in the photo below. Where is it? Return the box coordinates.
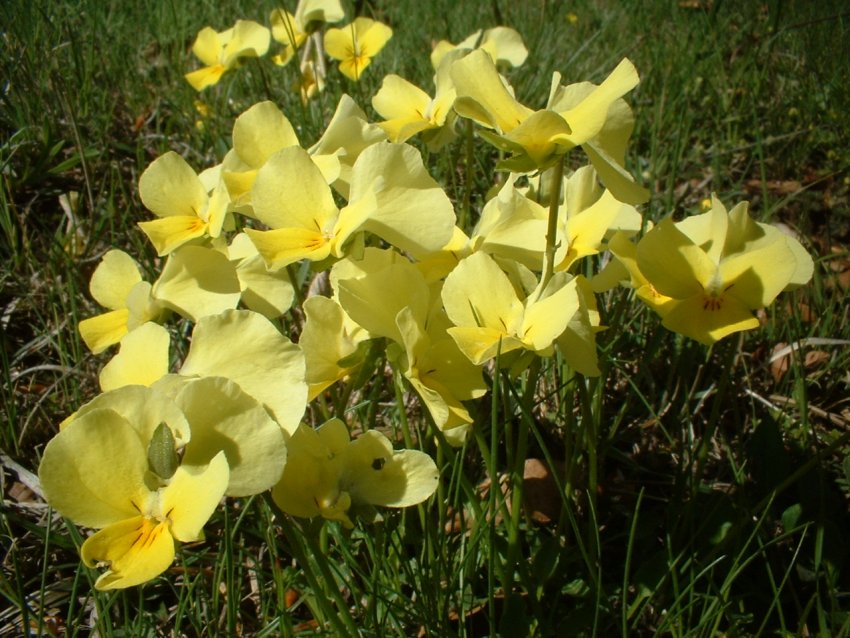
[147,422,179,480]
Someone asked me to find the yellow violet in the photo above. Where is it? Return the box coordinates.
[272,419,438,527]
[371,52,457,149]
[324,17,393,81]
[441,252,581,365]
[39,403,229,590]
[450,49,649,204]
[270,0,344,66]
[78,249,163,353]
[430,26,528,70]
[247,142,454,269]
[138,152,230,256]
[635,195,813,344]
[185,20,271,91]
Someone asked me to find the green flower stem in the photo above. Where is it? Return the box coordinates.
[268,498,361,637]
[577,376,600,561]
[459,118,475,230]
[504,358,540,574]
[540,155,565,292]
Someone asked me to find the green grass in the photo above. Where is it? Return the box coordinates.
[2,0,850,636]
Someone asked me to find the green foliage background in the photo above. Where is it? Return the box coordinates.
[1,0,849,635]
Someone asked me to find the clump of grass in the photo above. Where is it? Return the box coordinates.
[1,1,849,636]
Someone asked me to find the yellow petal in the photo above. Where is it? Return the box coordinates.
[153,246,241,321]
[347,142,456,257]
[222,20,270,66]
[341,431,438,507]
[441,251,523,335]
[185,65,227,91]
[480,26,528,68]
[554,58,639,147]
[718,237,797,309]
[251,146,339,232]
[296,0,345,26]
[138,216,207,256]
[272,423,343,519]
[231,235,296,318]
[450,49,532,132]
[232,101,299,169]
[662,293,759,345]
[69,384,192,447]
[191,27,222,67]
[99,322,170,392]
[270,9,306,51]
[78,309,129,354]
[160,451,229,540]
[245,227,332,269]
[447,326,524,365]
[179,310,307,434]
[502,109,571,166]
[372,74,431,122]
[82,516,175,590]
[139,152,208,219]
[521,275,579,351]
[178,378,286,497]
[636,219,716,299]
[336,258,430,344]
[89,250,142,310]
[301,295,368,398]
[38,408,147,529]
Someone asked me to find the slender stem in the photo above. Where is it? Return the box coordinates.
[267,498,361,637]
[541,156,566,291]
[504,359,540,572]
[460,118,475,229]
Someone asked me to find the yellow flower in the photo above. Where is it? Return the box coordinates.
[185,20,271,91]
[270,0,344,66]
[324,17,392,81]
[246,142,454,269]
[78,250,163,353]
[450,50,649,204]
[430,26,528,69]
[371,51,457,148]
[137,152,230,256]
[272,419,439,527]
[634,195,814,344]
[441,252,581,365]
[39,396,229,590]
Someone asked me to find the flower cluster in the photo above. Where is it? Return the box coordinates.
[39,0,813,591]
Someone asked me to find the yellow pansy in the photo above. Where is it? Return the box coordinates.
[634,195,814,344]
[272,419,438,527]
[430,26,528,69]
[78,250,163,354]
[137,152,230,256]
[450,49,649,204]
[441,252,580,365]
[324,17,392,81]
[270,0,344,66]
[246,142,454,269]
[185,20,271,91]
[39,399,229,590]
[371,51,458,149]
